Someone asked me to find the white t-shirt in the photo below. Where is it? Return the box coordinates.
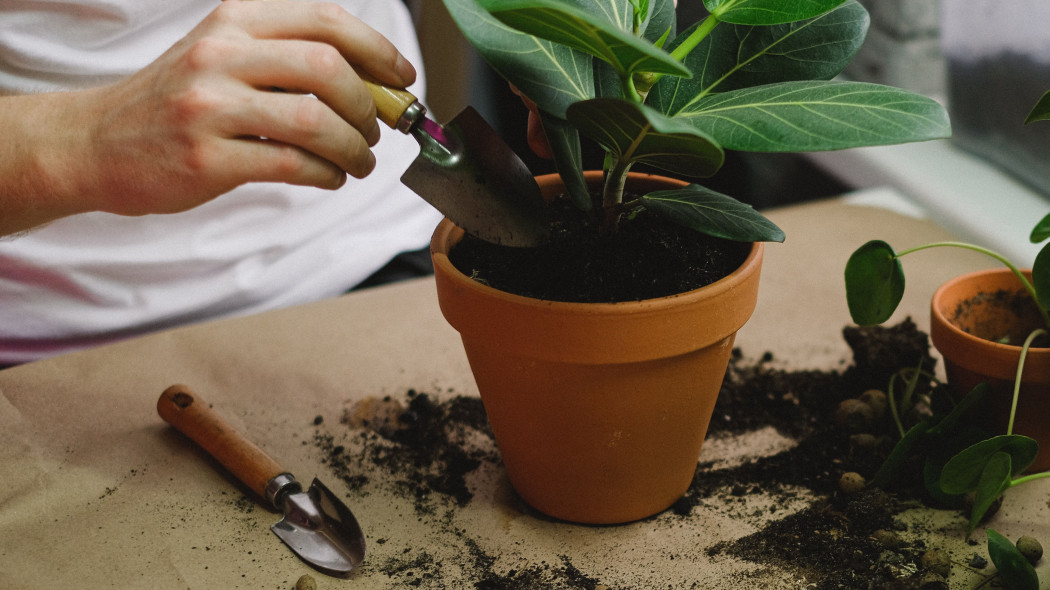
[0,0,443,364]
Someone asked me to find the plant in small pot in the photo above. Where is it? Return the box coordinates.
[844,214,1050,510]
[432,0,951,524]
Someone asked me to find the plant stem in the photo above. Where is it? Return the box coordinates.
[1011,470,1050,486]
[887,371,906,438]
[601,159,631,233]
[897,242,1050,327]
[645,14,721,91]
[669,14,719,62]
[622,71,642,103]
[1007,328,1049,435]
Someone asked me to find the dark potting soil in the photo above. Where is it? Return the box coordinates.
[950,287,1050,347]
[448,198,751,303]
[309,319,981,589]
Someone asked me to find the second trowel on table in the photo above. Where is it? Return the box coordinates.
[366,82,549,248]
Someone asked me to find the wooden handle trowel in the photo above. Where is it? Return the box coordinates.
[158,385,366,578]
[366,82,549,247]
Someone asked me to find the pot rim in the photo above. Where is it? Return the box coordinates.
[432,219,764,315]
[430,171,767,364]
[930,267,1049,381]
[431,170,763,314]
[931,267,1048,351]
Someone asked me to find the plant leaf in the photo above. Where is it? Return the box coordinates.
[705,0,851,26]
[1024,90,1050,125]
[652,0,867,113]
[641,184,786,242]
[443,0,594,118]
[674,80,951,152]
[968,452,1012,533]
[539,112,592,210]
[1034,241,1050,312]
[477,0,690,78]
[988,529,1040,590]
[927,382,989,436]
[871,418,933,489]
[940,435,1039,495]
[844,240,904,326]
[567,98,725,177]
[1032,213,1050,243]
[643,0,676,44]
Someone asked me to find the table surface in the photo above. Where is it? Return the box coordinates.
[2,193,1047,589]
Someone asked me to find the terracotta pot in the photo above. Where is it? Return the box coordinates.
[930,268,1050,472]
[430,171,765,524]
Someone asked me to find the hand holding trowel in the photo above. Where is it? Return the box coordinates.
[365,81,550,247]
[158,384,365,577]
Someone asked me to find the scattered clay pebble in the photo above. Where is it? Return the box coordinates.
[858,388,888,418]
[834,398,874,432]
[1016,535,1043,564]
[921,549,951,578]
[871,529,901,549]
[295,574,317,590]
[918,571,948,590]
[342,395,405,437]
[838,471,866,494]
[849,433,878,451]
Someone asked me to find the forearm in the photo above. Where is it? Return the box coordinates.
[0,91,98,236]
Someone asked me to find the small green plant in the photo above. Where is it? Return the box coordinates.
[869,363,1046,589]
[849,92,1050,590]
[441,0,950,246]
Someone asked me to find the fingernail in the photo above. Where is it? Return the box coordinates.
[395,55,416,86]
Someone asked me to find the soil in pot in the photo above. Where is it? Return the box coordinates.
[948,286,1050,347]
[448,194,751,303]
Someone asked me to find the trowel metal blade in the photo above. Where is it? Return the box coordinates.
[270,478,366,578]
[401,107,549,247]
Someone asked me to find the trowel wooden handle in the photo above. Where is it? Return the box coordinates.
[364,80,421,131]
[158,384,284,501]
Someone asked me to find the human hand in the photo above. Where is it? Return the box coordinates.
[26,0,416,221]
[509,85,553,160]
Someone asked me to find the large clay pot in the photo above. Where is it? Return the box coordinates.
[930,268,1050,473]
[430,171,765,524]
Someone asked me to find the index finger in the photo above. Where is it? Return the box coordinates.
[217,0,416,88]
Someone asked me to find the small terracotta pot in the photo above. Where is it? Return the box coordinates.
[930,268,1050,472]
[430,171,765,523]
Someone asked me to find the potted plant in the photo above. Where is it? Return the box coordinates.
[432,0,951,524]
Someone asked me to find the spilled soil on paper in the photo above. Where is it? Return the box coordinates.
[310,319,986,589]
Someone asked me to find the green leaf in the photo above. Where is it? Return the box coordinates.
[705,0,851,26]
[643,0,676,44]
[871,418,932,489]
[844,240,904,326]
[940,435,1039,495]
[968,452,1012,533]
[539,112,592,210]
[567,98,725,177]
[988,529,1040,590]
[674,81,951,152]
[1034,241,1050,312]
[1031,213,1050,243]
[641,185,786,242]
[443,0,594,118]
[477,0,691,79]
[927,382,989,437]
[652,0,867,111]
[1024,90,1050,125]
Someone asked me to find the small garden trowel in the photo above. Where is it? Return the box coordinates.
[157,384,366,578]
[366,81,549,247]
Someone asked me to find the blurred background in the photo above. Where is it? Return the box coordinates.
[404,0,1049,266]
